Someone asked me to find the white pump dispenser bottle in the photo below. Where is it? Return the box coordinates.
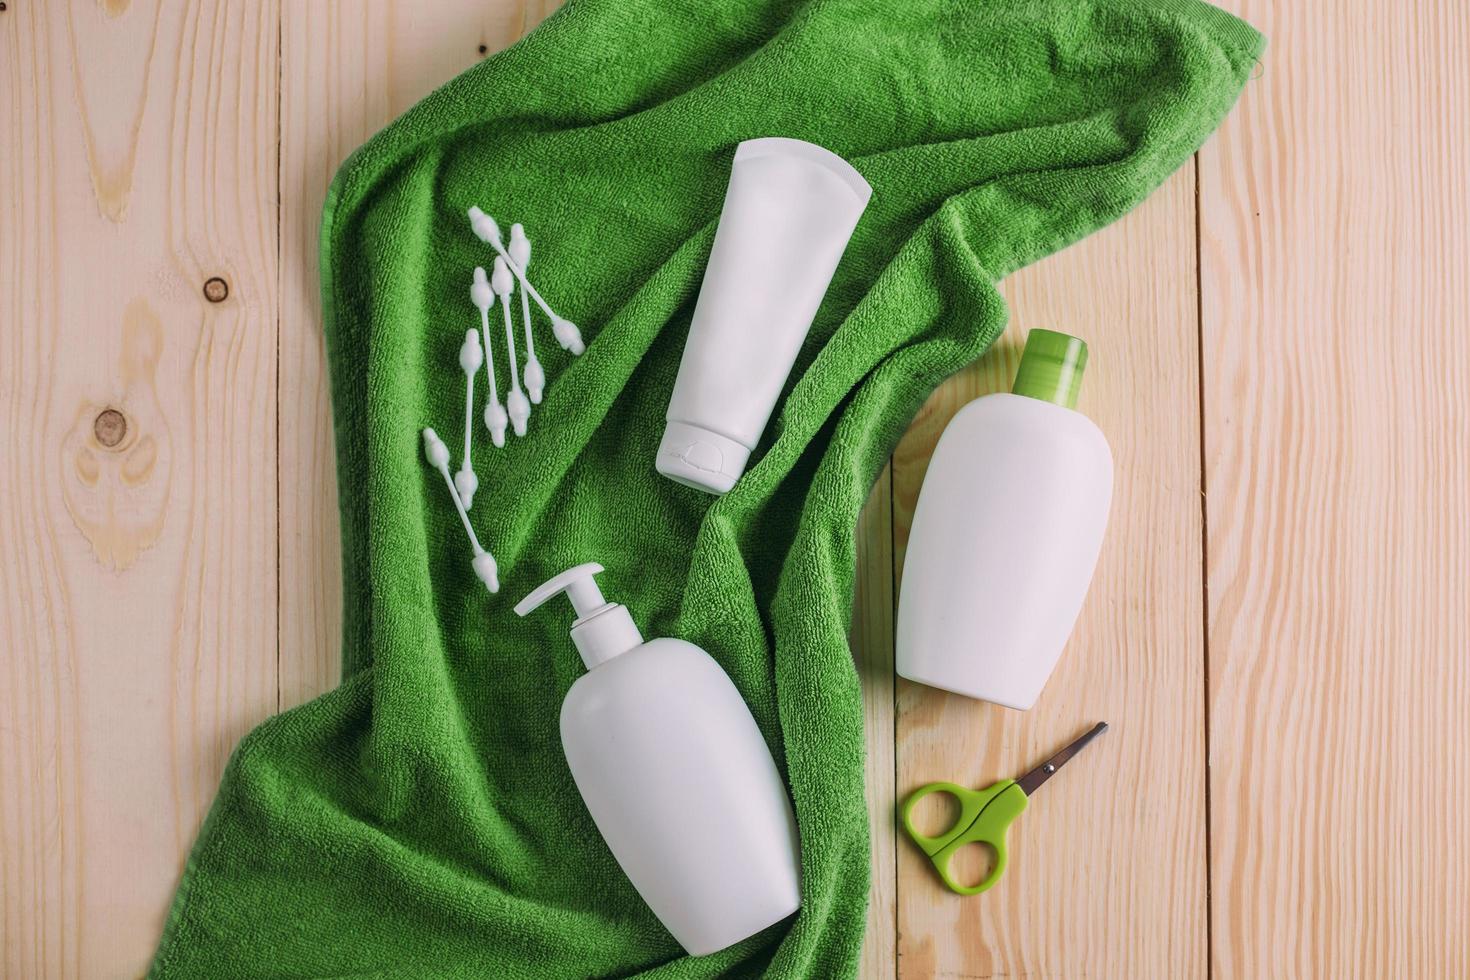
[514,563,801,956]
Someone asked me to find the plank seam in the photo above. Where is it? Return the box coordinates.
[274,7,284,713]
[887,462,899,980]
[1192,150,1215,980]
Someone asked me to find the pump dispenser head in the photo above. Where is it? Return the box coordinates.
[514,562,644,668]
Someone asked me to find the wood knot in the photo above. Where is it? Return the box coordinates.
[62,298,171,570]
[94,408,128,448]
[202,276,229,303]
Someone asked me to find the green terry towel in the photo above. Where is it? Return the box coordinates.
[151,0,1261,976]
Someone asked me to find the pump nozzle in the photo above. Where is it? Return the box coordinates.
[515,562,643,668]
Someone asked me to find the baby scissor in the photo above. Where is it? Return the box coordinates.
[900,722,1108,895]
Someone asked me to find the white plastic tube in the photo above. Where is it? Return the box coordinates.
[657,137,872,494]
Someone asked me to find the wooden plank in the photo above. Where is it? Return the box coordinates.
[853,465,897,980]
[278,0,561,708]
[1200,2,1470,975]
[892,168,1207,978]
[0,2,280,976]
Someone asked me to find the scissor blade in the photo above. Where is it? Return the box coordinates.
[1015,721,1108,796]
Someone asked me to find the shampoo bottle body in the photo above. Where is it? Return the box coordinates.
[896,331,1113,709]
[561,637,801,955]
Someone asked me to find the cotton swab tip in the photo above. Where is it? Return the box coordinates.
[467,206,501,245]
[459,329,484,372]
[524,355,545,404]
[422,427,450,468]
[471,266,493,311]
[454,467,478,509]
[552,317,585,356]
[484,402,508,448]
[472,551,500,593]
[507,389,530,437]
[509,223,530,266]
[491,256,514,297]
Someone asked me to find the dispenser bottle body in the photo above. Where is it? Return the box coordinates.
[560,637,801,955]
[896,393,1113,708]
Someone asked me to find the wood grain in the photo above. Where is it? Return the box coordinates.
[892,167,1209,979]
[1200,2,1470,976]
[0,2,280,976]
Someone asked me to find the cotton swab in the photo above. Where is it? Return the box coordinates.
[422,427,499,593]
[492,257,531,438]
[471,266,509,448]
[509,223,545,403]
[455,329,483,508]
[467,206,585,356]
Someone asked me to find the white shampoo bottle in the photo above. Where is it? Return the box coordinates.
[896,330,1113,709]
[514,563,801,955]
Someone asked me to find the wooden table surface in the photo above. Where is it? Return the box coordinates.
[4,2,1467,977]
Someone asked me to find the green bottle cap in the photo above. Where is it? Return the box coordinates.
[1011,329,1088,409]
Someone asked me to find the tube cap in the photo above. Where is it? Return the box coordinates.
[1011,329,1089,410]
[656,421,751,495]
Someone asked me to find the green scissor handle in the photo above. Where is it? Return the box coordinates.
[900,779,1029,895]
